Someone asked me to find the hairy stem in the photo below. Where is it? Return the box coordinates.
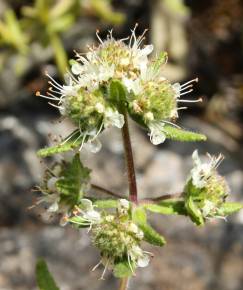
[121,110,138,203]
[119,277,129,290]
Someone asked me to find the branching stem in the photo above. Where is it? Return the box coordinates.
[90,184,123,199]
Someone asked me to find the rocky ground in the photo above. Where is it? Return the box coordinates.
[1,107,243,290]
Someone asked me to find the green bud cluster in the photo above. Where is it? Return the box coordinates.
[92,212,144,263]
[185,174,229,219]
[128,79,178,124]
[63,88,106,131]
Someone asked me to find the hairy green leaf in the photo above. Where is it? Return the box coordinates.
[55,154,90,200]
[132,206,147,224]
[217,202,243,216]
[36,259,59,290]
[144,200,187,215]
[163,125,207,142]
[185,195,204,226]
[109,80,127,110]
[138,223,166,247]
[37,130,83,157]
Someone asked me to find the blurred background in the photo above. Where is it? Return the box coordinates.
[0,0,243,289]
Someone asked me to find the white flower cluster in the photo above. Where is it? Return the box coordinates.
[37,26,201,148]
[72,198,151,279]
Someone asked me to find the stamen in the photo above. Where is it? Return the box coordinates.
[127,254,135,275]
[47,92,60,100]
[100,259,109,280]
[161,120,181,128]
[79,134,87,151]
[180,89,193,96]
[96,29,103,44]
[180,78,199,88]
[177,107,188,110]
[178,98,202,103]
[49,87,63,95]
[45,72,63,89]
[48,81,63,91]
[60,130,79,145]
[91,260,102,272]
[179,84,193,91]
[36,91,59,101]
[48,102,63,109]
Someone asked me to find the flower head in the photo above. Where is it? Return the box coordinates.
[36,157,91,225]
[70,198,150,279]
[185,150,229,221]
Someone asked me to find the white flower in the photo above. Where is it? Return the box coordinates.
[148,122,166,145]
[129,245,151,268]
[123,78,143,95]
[191,150,224,189]
[80,198,101,222]
[104,108,124,129]
[85,138,102,153]
[37,193,60,213]
[137,254,150,268]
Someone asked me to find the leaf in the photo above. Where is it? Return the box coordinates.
[113,261,134,278]
[36,259,59,290]
[163,125,207,142]
[37,130,83,157]
[68,216,90,228]
[56,154,90,199]
[132,206,147,224]
[90,0,125,24]
[138,223,166,247]
[109,80,127,111]
[144,200,187,215]
[217,202,243,216]
[93,199,118,209]
[50,33,68,75]
[185,195,204,226]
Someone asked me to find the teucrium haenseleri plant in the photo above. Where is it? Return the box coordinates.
[34,26,243,289]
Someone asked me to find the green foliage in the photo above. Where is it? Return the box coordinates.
[37,130,83,157]
[217,202,243,216]
[138,223,166,247]
[163,125,207,142]
[36,259,60,290]
[0,10,28,54]
[132,206,147,224]
[185,195,204,226]
[113,260,134,278]
[143,199,186,215]
[109,80,127,111]
[55,154,90,199]
[90,0,125,24]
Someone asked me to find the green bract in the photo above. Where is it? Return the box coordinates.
[36,154,90,225]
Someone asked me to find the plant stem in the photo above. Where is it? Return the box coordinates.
[121,110,138,203]
[119,277,129,290]
[90,184,123,198]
